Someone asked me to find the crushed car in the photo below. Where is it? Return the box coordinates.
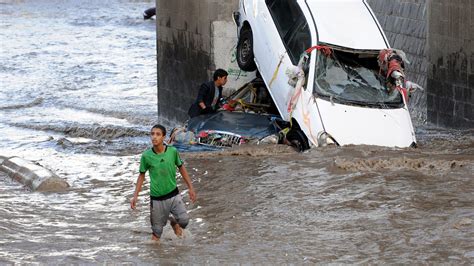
[233,0,422,149]
[169,78,310,151]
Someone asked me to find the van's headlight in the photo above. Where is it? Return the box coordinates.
[317,132,337,146]
[258,134,279,144]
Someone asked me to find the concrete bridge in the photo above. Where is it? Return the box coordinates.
[156,0,473,129]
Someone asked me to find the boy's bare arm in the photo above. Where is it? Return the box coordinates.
[179,165,196,202]
[130,172,145,209]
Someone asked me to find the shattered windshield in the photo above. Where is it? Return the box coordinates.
[313,49,402,107]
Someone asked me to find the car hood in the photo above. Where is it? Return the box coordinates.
[314,98,416,147]
[306,0,388,50]
[187,111,278,139]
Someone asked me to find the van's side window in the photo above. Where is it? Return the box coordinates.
[286,20,311,65]
[265,0,299,38]
[266,0,311,65]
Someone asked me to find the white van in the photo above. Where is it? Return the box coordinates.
[233,0,417,149]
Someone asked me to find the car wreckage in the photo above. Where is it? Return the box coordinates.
[170,79,310,151]
[172,0,422,151]
[232,0,422,149]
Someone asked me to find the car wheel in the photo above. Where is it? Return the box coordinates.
[286,129,310,152]
[237,27,257,72]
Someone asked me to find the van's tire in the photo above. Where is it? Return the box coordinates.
[237,27,257,72]
[286,129,310,152]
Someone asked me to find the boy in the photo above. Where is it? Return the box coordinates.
[187,68,228,118]
[130,124,196,243]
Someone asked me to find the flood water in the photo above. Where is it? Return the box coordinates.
[1,0,473,264]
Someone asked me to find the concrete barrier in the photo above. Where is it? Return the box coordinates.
[0,156,69,192]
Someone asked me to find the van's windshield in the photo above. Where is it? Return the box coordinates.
[313,49,403,108]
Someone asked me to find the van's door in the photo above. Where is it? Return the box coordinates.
[252,0,311,120]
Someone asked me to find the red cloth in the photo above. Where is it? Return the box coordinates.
[305,45,332,56]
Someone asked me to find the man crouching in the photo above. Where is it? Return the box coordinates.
[131,124,196,243]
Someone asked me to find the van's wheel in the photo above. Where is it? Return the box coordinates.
[237,27,257,72]
[286,129,310,152]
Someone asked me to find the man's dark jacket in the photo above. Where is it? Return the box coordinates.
[188,81,223,118]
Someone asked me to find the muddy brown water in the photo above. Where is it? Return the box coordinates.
[1,0,473,264]
[1,132,473,264]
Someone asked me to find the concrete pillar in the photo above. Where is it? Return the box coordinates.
[156,0,255,124]
[0,156,69,192]
[427,0,474,128]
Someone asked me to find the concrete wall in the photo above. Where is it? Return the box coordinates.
[367,0,429,125]
[427,1,473,128]
[156,0,254,123]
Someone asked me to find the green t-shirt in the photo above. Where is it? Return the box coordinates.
[139,146,183,197]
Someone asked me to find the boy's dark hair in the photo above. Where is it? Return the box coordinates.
[151,124,166,136]
[213,68,228,81]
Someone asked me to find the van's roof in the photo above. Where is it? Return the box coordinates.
[306,0,388,50]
